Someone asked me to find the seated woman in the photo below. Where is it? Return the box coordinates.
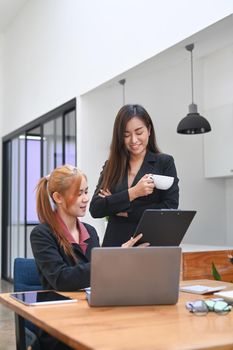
[30,164,147,350]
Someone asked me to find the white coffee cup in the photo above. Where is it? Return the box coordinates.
[151,174,174,190]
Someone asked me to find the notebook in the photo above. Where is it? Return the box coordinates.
[133,209,196,246]
[86,246,181,306]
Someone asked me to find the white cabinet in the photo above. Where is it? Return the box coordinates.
[204,103,233,178]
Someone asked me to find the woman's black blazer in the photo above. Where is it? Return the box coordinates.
[90,152,179,246]
[30,222,100,291]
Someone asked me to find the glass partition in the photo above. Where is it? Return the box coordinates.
[65,110,76,165]
[2,99,76,280]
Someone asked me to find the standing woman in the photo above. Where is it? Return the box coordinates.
[90,104,179,247]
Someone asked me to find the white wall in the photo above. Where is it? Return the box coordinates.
[77,85,123,241]
[203,45,233,244]
[2,0,233,137]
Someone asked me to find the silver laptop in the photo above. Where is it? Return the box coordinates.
[86,246,181,307]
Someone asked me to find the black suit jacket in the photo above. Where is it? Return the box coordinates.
[90,152,179,246]
[30,222,100,291]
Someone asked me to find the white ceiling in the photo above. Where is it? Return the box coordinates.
[0,0,28,34]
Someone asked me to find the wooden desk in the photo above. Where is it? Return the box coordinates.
[1,280,233,350]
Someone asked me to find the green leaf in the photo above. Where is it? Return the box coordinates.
[211,262,222,281]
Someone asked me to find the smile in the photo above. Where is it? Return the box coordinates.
[130,144,141,150]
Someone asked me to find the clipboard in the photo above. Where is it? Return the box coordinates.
[133,209,196,246]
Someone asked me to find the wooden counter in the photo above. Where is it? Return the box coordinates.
[181,244,233,281]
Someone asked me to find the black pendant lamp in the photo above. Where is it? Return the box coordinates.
[177,44,211,134]
[119,78,126,105]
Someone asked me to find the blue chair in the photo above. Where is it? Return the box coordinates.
[13,258,42,350]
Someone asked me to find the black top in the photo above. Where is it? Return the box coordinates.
[30,222,100,291]
[90,152,179,246]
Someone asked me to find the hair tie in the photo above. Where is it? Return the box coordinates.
[45,174,50,181]
[46,180,56,212]
[73,167,78,174]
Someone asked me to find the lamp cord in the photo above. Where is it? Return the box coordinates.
[190,49,194,104]
[119,78,126,105]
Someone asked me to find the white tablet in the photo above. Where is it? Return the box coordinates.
[10,291,77,306]
[180,285,226,295]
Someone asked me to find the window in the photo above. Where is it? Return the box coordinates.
[1,99,76,280]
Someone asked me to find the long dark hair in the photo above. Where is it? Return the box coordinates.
[101,104,160,190]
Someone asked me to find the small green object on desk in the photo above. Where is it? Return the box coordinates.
[211,262,222,281]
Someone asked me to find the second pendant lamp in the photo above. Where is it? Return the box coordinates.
[177,43,211,135]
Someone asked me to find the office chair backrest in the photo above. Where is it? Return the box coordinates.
[14,258,42,292]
